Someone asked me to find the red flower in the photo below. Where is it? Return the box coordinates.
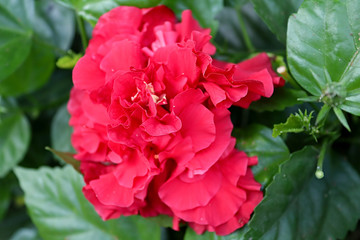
[68,5,282,235]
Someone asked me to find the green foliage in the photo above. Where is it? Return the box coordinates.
[15,166,161,240]
[288,0,360,119]
[56,52,82,69]
[0,99,31,177]
[51,104,74,153]
[235,125,290,187]
[162,0,223,33]
[273,110,319,139]
[251,0,303,43]
[184,227,247,240]
[0,0,74,96]
[245,147,360,240]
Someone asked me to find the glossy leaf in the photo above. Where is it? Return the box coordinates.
[245,147,360,240]
[0,101,31,177]
[235,124,290,187]
[251,0,303,43]
[14,166,161,240]
[288,0,360,118]
[0,0,59,96]
[250,87,306,112]
[0,2,32,81]
[0,40,55,96]
[51,104,74,153]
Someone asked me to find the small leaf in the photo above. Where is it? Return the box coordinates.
[315,104,331,126]
[245,147,360,240]
[235,124,290,187]
[56,52,82,69]
[272,114,304,137]
[0,100,31,177]
[45,147,79,171]
[14,166,161,240]
[333,107,351,132]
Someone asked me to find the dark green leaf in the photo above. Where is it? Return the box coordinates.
[14,166,161,240]
[251,0,303,43]
[235,124,290,187]
[34,0,76,51]
[250,87,306,112]
[0,40,55,96]
[0,100,31,177]
[0,183,11,220]
[0,0,57,96]
[245,147,360,240]
[51,104,74,153]
[287,0,360,117]
[162,0,223,33]
[315,103,331,125]
[272,114,305,137]
[0,3,32,81]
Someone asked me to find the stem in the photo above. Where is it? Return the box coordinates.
[236,5,255,53]
[315,139,329,179]
[76,13,88,51]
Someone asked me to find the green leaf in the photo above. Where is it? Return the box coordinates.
[245,147,360,240]
[272,114,305,137]
[235,124,290,187]
[162,0,223,33]
[0,3,32,81]
[51,104,75,153]
[56,52,82,69]
[0,0,57,96]
[14,166,161,240]
[287,0,360,117]
[0,100,31,177]
[250,87,306,112]
[251,0,303,43]
[0,40,55,96]
[315,103,331,125]
[333,107,351,132]
[34,0,76,51]
[184,226,248,240]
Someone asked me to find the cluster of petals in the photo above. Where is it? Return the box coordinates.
[68,5,283,235]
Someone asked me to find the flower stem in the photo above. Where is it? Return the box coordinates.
[236,5,255,53]
[315,139,329,179]
[76,13,88,51]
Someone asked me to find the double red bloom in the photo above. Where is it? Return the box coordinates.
[68,6,283,235]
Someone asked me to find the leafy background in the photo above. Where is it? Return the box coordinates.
[1,0,360,239]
